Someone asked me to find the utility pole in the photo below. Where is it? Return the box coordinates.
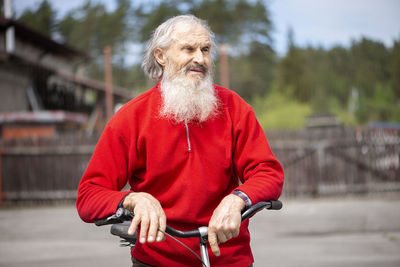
[219,43,230,89]
[4,0,15,54]
[103,45,113,121]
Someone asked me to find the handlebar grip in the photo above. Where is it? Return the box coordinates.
[268,200,283,210]
[94,208,134,226]
[94,217,112,226]
[241,200,283,222]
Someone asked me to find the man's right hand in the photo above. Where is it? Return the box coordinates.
[123,192,166,243]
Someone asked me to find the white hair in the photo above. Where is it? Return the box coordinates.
[142,14,216,80]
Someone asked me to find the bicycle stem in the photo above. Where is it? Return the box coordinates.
[198,226,210,267]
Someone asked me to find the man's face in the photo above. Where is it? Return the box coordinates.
[156,23,212,83]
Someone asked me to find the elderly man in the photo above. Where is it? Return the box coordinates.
[77,15,283,267]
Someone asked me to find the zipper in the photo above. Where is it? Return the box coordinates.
[184,120,192,152]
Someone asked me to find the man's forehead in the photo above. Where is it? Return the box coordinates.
[175,38,211,47]
[171,23,211,46]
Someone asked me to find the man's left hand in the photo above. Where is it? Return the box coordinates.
[208,194,246,256]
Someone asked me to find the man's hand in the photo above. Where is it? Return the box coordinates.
[123,192,166,243]
[208,194,246,256]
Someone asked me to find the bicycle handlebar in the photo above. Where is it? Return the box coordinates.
[241,199,282,222]
[95,200,282,238]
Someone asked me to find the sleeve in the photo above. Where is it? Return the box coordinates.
[232,190,252,209]
[76,125,133,223]
[232,105,284,204]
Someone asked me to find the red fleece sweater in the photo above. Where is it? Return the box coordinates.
[77,84,284,267]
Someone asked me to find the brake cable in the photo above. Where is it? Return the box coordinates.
[157,228,207,267]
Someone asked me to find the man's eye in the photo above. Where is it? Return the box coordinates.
[202,47,210,53]
[184,46,194,51]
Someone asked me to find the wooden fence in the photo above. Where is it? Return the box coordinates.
[0,126,399,202]
[267,126,400,198]
[0,133,98,202]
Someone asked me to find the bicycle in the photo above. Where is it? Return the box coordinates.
[95,200,283,267]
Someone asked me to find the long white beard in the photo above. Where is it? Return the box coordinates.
[160,66,219,123]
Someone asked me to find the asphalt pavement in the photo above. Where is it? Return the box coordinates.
[0,195,399,267]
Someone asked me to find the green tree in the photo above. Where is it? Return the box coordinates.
[251,90,312,130]
[190,0,273,46]
[133,0,181,43]
[57,0,132,63]
[230,41,276,99]
[17,0,57,37]
[349,38,391,98]
[389,39,400,98]
[357,83,400,122]
[274,30,399,124]
[56,0,133,85]
[276,28,313,102]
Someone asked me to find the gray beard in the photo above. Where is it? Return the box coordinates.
[159,70,219,123]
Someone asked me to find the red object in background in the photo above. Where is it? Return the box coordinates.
[1,125,55,139]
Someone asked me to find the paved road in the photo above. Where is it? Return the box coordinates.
[0,196,399,267]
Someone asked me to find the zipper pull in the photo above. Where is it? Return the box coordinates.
[184,120,192,152]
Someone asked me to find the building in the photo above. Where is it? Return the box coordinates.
[0,17,134,139]
[0,16,137,203]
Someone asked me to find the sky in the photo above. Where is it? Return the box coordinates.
[11,0,400,56]
[269,0,400,55]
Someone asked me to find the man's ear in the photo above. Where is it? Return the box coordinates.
[154,48,166,66]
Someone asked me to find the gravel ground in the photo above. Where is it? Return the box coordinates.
[0,195,399,267]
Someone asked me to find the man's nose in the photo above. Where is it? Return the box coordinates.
[193,49,205,65]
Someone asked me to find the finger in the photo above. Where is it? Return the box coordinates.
[157,214,166,242]
[216,230,229,243]
[139,217,150,244]
[208,230,221,257]
[224,230,233,241]
[128,216,140,236]
[227,221,239,238]
[147,214,159,243]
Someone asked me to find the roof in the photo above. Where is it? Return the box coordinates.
[56,71,136,100]
[0,17,87,59]
[0,18,136,101]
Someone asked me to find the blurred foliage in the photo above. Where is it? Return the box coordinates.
[251,90,312,130]
[14,0,400,129]
[18,0,57,36]
[229,41,276,99]
[274,33,400,126]
[58,0,132,59]
[357,83,400,122]
[56,0,133,85]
